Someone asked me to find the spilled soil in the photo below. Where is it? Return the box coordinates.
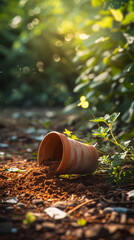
[0,108,134,240]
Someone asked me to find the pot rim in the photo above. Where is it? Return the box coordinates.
[37,131,71,174]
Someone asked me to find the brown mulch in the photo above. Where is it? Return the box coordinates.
[0,108,134,240]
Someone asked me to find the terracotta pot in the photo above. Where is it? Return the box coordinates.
[38,131,99,175]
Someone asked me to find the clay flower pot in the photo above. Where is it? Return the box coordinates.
[38,131,99,175]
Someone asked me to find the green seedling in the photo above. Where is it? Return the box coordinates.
[23,212,36,225]
[65,97,134,185]
[77,218,87,226]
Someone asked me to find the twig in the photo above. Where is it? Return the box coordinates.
[67,197,100,215]
[67,195,134,215]
[101,195,134,205]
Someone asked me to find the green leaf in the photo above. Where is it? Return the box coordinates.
[103,55,111,64]
[120,140,131,148]
[92,127,109,138]
[90,113,120,125]
[73,81,89,93]
[112,152,127,159]
[110,9,123,22]
[43,120,50,129]
[121,101,134,123]
[90,117,105,123]
[86,139,97,145]
[32,152,38,157]
[77,218,87,226]
[99,155,110,164]
[83,32,108,47]
[104,0,128,9]
[104,114,111,121]
[112,159,122,167]
[122,11,134,25]
[91,0,102,7]
[23,212,36,225]
[108,113,120,123]
[123,63,134,73]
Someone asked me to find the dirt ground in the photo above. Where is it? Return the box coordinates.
[0,108,134,240]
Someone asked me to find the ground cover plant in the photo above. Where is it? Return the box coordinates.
[64,101,134,185]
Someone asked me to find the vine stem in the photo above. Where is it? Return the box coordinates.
[104,121,127,152]
[89,110,100,128]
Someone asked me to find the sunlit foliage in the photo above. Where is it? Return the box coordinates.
[0,0,134,137]
[0,0,79,107]
[73,0,134,136]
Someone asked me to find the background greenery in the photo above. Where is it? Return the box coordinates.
[0,0,134,135]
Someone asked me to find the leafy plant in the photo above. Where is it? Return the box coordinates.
[90,112,134,184]
[91,112,129,152]
[73,0,134,137]
[64,98,134,184]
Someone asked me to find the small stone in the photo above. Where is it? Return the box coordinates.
[129,226,134,235]
[0,143,9,148]
[128,218,134,224]
[44,232,54,240]
[33,213,45,218]
[56,226,65,235]
[11,228,18,234]
[17,202,26,208]
[33,213,46,222]
[87,208,96,214]
[120,213,127,224]
[84,225,102,238]
[127,190,134,200]
[32,199,44,205]
[68,201,78,207]
[6,206,14,210]
[108,211,118,222]
[66,229,72,236]
[20,193,25,197]
[84,212,90,218]
[74,229,83,238]
[104,224,124,234]
[52,201,68,210]
[42,222,56,231]
[5,197,18,204]
[35,224,42,231]
[71,222,80,228]
[44,207,68,220]
[76,183,86,192]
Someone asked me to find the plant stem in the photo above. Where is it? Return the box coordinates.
[89,110,100,128]
[104,121,127,152]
